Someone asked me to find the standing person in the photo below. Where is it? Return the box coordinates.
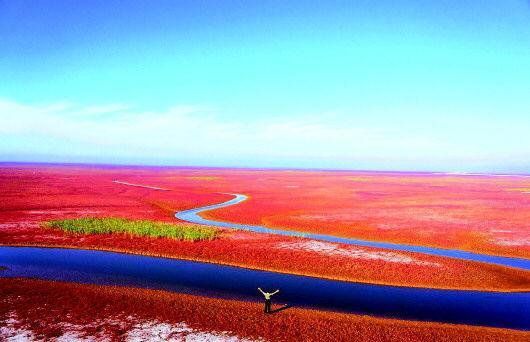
[258,287,279,314]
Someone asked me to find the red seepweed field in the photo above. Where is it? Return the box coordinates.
[1,163,530,291]
[198,170,530,260]
[1,163,529,340]
[3,163,530,260]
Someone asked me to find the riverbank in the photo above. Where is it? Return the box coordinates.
[2,165,529,291]
[177,193,530,270]
[2,226,530,292]
[2,246,528,329]
[1,278,528,341]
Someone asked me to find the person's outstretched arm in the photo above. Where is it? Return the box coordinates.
[271,289,280,296]
[258,288,265,295]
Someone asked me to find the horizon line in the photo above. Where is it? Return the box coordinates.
[1,160,529,177]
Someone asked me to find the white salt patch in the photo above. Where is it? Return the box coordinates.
[1,311,260,342]
[0,312,36,341]
[489,229,513,233]
[275,240,440,267]
[55,330,97,342]
[375,224,401,230]
[0,223,20,229]
[55,322,113,342]
[0,222,39,229]
[493,238,530,247]
[297,214,358,222]
[125,321,258,342]
[227,234,257,241]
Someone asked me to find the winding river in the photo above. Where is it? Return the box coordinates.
[1,246,529,330]
[2,194,529,331]
[176,194,530,270]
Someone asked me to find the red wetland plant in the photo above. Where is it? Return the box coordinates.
[1,164,529,291]
[1,278,528,342]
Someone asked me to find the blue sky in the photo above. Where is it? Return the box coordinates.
[1,1,530,172]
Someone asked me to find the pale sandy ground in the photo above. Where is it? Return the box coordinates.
[112,180,171,191]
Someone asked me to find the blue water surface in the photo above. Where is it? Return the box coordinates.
[1,247,529,330]
[176,194,530,270]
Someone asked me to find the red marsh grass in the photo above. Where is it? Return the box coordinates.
[1,278,528,341]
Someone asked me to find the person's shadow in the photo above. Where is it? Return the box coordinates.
[269,304,293,314]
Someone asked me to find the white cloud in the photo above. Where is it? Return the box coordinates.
[0,98,412,158]
[0,97,528,171]
[75,103,131,117]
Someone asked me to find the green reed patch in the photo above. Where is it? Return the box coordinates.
[45,217,217,241]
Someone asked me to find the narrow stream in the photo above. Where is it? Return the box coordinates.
[176,193,530,270]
